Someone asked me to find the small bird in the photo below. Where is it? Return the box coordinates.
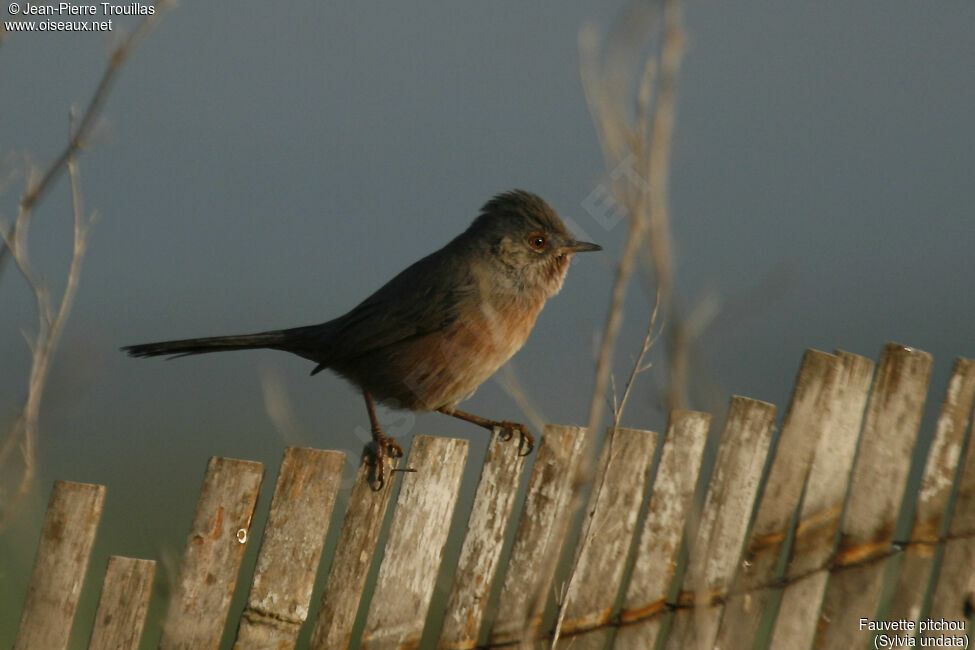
[123,190,601,488]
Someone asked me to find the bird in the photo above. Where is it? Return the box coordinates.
[123,190,601,488]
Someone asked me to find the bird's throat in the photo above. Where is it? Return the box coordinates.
[544,254,571,296]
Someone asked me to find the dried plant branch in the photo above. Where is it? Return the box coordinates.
[523,1,685,646]
[260,368,306,446]
[0,150,97,530]
[654,3,687,415]
[540,285,664,645]
[0,0,174,280]
[0,3,174,530]
[614,284,664,428]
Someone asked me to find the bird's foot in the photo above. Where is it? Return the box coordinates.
[436,406,535,457]
[367,431,406,491]
[494,421,535,456]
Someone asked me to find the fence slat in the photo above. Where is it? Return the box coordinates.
[787,350,876,574]
[361,435,469,649]
[661,396,776,650]
[308,452,400,650]
[925,358,975,642]
[715,349,842,647]
[159,456,264,650]
[908,359,975,543]
[437,430,529,649]
[554,427,658,649]
[14,480,106,650]
[615,411,711,649]
[771,570,830,649]
[812,343,932,649]
[87,556,156,650]
[889,358,975,640]
[234,447,345,649]
[768,350,875,647]
[488,425,588,646]
[925,540,975,643]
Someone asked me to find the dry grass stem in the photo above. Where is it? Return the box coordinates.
[526,1,685,646]
[0,150,96,530]
[494,363,549,436]
[0,0,175,280]
[0,3,174,531]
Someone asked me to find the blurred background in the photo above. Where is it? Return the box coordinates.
[2,1,973,647]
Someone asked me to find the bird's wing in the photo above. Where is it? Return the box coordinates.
[305,248,474,372]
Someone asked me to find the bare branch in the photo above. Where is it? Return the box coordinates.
[0,151,94,529]
[614,284,663,430]
[493,363,548,436]
[0,0,175,280]
[542,1,685,646]
[0,2,174,530]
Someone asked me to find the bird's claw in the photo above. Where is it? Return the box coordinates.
[368,432,405,491]
[493,424,512,442]
[384,437,404,459]
[499,421,535,456]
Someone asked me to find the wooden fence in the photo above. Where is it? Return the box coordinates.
[10,343,975,649]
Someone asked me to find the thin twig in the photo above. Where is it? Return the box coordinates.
[494,363,548,436]
[0,3,174,530]
[0,150,97,530]
[538,1,684,646]
[651,1,687,414]
[0,0,175,280]
[614,284,664,429]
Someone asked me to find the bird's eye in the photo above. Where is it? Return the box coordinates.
[527,233,547,251]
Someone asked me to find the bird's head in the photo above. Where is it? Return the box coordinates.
[466,190,602,297]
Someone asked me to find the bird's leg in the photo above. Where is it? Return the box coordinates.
[435,406,535,456]
[364,391,405,490]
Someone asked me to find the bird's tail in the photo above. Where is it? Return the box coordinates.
[122,331,292,359]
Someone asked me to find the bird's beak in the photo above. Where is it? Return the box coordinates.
[561,240,603,253]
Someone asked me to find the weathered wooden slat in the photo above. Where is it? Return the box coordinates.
[309,452,400,649]
[889,358,975,639]
[360,435,469,649]
[614,411,711,649]
[715,349,843,647]
[87,556,156,650]
[768,570,830,649]
[924,538,975,643]
[925,359,975,643]
[812,344,932,649]
[552,427,658,649]
[15,480,106,650]
[487,425,588,646]
[768,350,875,645]
[159,457,264,650]
[889,545,937,641]
[660,397,776,650]
[909,359,975,543]
[437,430,529,649]
[834,345,934,558]
[234,447,345,649]
[941,371,975,541]
[787,350,877,574]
